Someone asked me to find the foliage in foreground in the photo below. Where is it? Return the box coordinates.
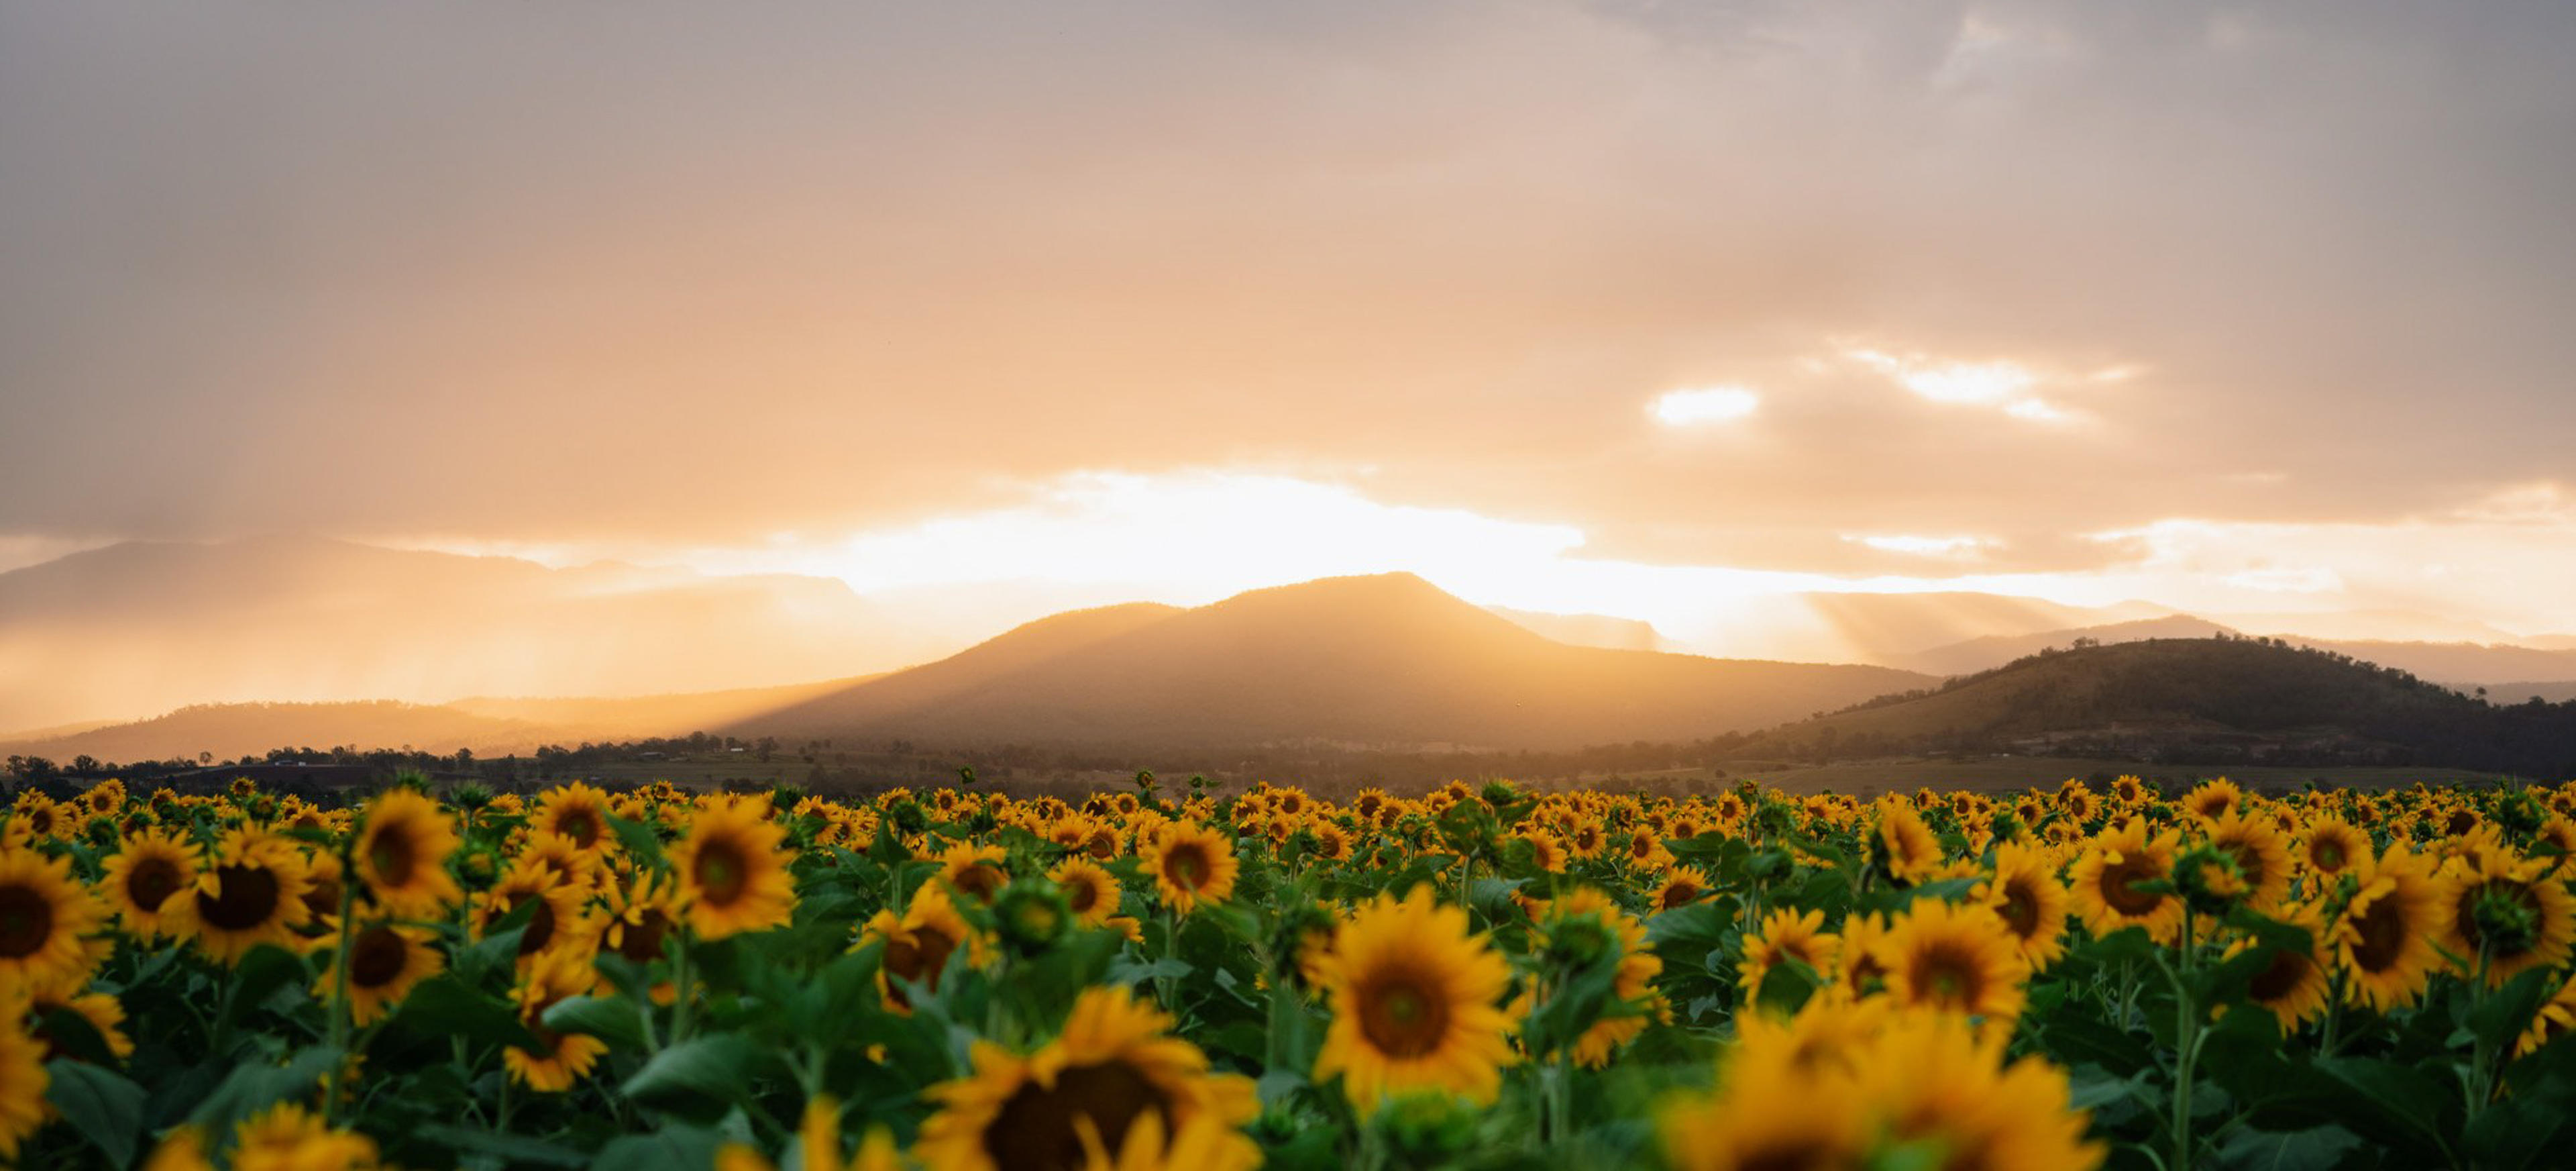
[1,770,2575,1169]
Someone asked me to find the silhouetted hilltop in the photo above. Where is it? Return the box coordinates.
[1738,635,2576,776]
[737,573,1933,750]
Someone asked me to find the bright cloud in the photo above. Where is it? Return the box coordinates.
[1847,348,2074,422]
[1649,386,1762,426]
[1847,533,1995,558]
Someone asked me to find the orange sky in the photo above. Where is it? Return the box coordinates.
[4,1,2574,643]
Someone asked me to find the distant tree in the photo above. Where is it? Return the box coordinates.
[70,755,99,774]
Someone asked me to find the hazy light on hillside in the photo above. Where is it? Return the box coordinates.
[1649,386,1762,426]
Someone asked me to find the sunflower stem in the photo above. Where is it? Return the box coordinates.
[671,927,696,1043]
[2169,903,2200,1171]
[324,833,360,1125]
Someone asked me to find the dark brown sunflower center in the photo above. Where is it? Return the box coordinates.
[1660,882,1699,911]
[694,842,748,907]
[983,1060,1169,1171]
[1913,942,1984,1008]
[1998,883,2041,937]
[199,864,282,931]
[350,925,409,988]
[2219,840,2267,891]
[555,811,600,849]
[2311,839,2347,872]
[2100,856,2165,917]
[0,886,54,958]
[2351,893,2409,972]
[2249,946,2312,1002]
[125,856,184,915]
[1163,845,1210,890]
[368,826,417,886]
[1065,878,1099,914]
[617,909,671,964]
[303,870,343,921]
[953,862,1004,902]
[519,896,558,956]
[2448,811,2477,837]
[883,927,960,1007]
[1356,968,1450,1058]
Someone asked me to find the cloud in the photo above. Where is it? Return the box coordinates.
[0,1,2569,631]
[1648,386,1762,426]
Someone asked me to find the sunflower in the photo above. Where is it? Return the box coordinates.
[1653,865,1709,912]
[672,799,796,939]
[1513,828,1568,875]
[315,923,443,1026]
[2183,778,2243,822]
[299,851,347,930]
[1872,799,1944,885]
[2333,844,2455,1011]
[716,1097,903,1171]
[591,868,681,994]
[2230,909,2332,1032]
[1657,1052,1869,1171]
[471,856,587,966]
[1739,907,1839,1007]
[140,1125,211,1171]
[102,829,197,939]
[1535,888,1663,1067]
[916,986,1259,1171]
[1145,822,1238,915]
[2205,811,2293,910]
[1874,899,2029,1025]
[2440,850,2573,987]
[8,795,58,844]
[2519,975,2576,1059]
[353,787,462,918]
[0,846,100,988]
[1049,857,1122,927]
[858,882,985,1013]
[229,1101,380,1171]
[513,831,599,891]
[1836,912,1894,997]
[504,949,608,1092]
[2067,819,2183,944]
[23,970,133,1062]
[531,782,614,853]
[938,842,1012,904]
[2298,817,2370,884]
[1851,1009,2104,1171]
[1312,885,1515,1110]
[0,1007,38,1160]
[171,829,314,965]
[1979,842,2070,970]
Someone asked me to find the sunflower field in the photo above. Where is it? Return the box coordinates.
[5,772,2576,1170]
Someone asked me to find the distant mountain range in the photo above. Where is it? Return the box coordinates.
[4,573,1931,760]
[9,536,2576,772]
[1889,615,2576,688]
[729,573,1933,750]
[0,536,955,732]
[1737,637,2576,777]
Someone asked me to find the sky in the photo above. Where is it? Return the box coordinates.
[5,0,2575,648]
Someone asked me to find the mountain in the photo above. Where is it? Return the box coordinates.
[1892,614,2576,686]
[1734,638,2576,776]
[735,573,1935,750]
[0,536,957,731]
[1485,607,1666,652]
[0,675,874,763]
[1890,615,2236,676]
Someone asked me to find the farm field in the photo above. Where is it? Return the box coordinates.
[3,772,2574,1170]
